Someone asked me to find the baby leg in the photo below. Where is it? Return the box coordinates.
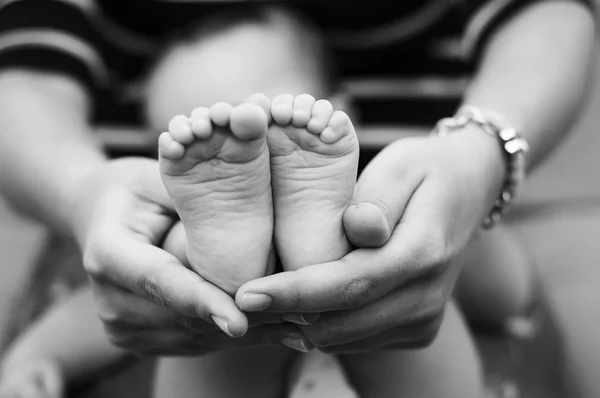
[154,347,297,398]
[339,302,483,398]
[149,5,336,398]
[456,225,536,325]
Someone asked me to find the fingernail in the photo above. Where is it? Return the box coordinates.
[281,336,311,352]
[211,315,234,338]
[239,293,273,312]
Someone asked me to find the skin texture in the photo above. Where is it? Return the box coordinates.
[0,1,594,357]
[234,1,596,353]
[158,98,274,296]
[267,94,359,271]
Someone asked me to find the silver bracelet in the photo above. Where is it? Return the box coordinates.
[433,105,529,228]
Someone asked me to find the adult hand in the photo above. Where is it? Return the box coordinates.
[71,157,300,355]
[235,128,505,353]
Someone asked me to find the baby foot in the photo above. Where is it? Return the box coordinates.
[159,94,274,295]
[268,94,359,270]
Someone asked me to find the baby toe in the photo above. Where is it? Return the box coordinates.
[321,111,350,144]
[190,107,212,139]
[245,93,271,122]
[230,103,269,140]
[168,115,194,144]
[271,94,294,125]
[159,132,186,159]
[307,99,334,135]
[291,94,315,127]
[210,102,233,127]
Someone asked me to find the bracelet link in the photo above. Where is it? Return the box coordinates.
[433,105,529,229]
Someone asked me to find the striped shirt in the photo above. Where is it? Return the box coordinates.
[0,0,593,142]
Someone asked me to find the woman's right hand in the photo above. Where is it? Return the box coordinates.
[70,157,303,355]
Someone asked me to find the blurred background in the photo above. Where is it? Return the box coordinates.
[0,4,598,398]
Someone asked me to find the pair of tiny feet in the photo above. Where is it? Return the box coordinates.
[159,93,384,326]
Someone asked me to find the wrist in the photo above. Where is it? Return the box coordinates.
[446,125,506,205]
[62,154,108,241]
[434,105,529,227]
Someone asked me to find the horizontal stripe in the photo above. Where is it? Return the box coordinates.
[0,47,96,92]
[427,37,464,60]
[338,55,468,77]
[463,0,593,62]
[343,77,468,99]
[95,124,431,153]
[0,0,95,37]
[88,4,159,56]
[463,0,515,59]
[328,0,451,49]
[356,97,461,126]
[89,90,464,127]
[0,0,94,11]
[0,29,108,84]
[155,0,252,2]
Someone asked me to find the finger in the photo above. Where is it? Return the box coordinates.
[246,312,320,327]
[299,281,444,347]
[92,282,219,333]
[343,141,425,248]
[322,301,457,354]
[161,221,189,268]
[236,240,427,314]
[127,323,304,355]
[209,323,304,349]
[237,177,455,314]
[85,196,248,337]
[246,312,287,327]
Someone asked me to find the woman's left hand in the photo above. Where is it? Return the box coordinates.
[235,127,505,352]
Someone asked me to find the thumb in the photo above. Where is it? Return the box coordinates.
[343,142,424,247]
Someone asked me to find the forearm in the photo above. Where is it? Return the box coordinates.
[1,287,127,382]
[463,1,596,171]
[0,70,107,235]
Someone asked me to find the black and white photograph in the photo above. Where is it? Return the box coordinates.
[0,1,597,397]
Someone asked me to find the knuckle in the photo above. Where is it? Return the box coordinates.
[98,309,123,326]
[340,277,378,308]
[82,236,117,281]
[288,269,311,312]
[82,246,103,280]
[96,301,129,327]
[412,229,451,275]
[136,273,167,307]
[100,312,131,333]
